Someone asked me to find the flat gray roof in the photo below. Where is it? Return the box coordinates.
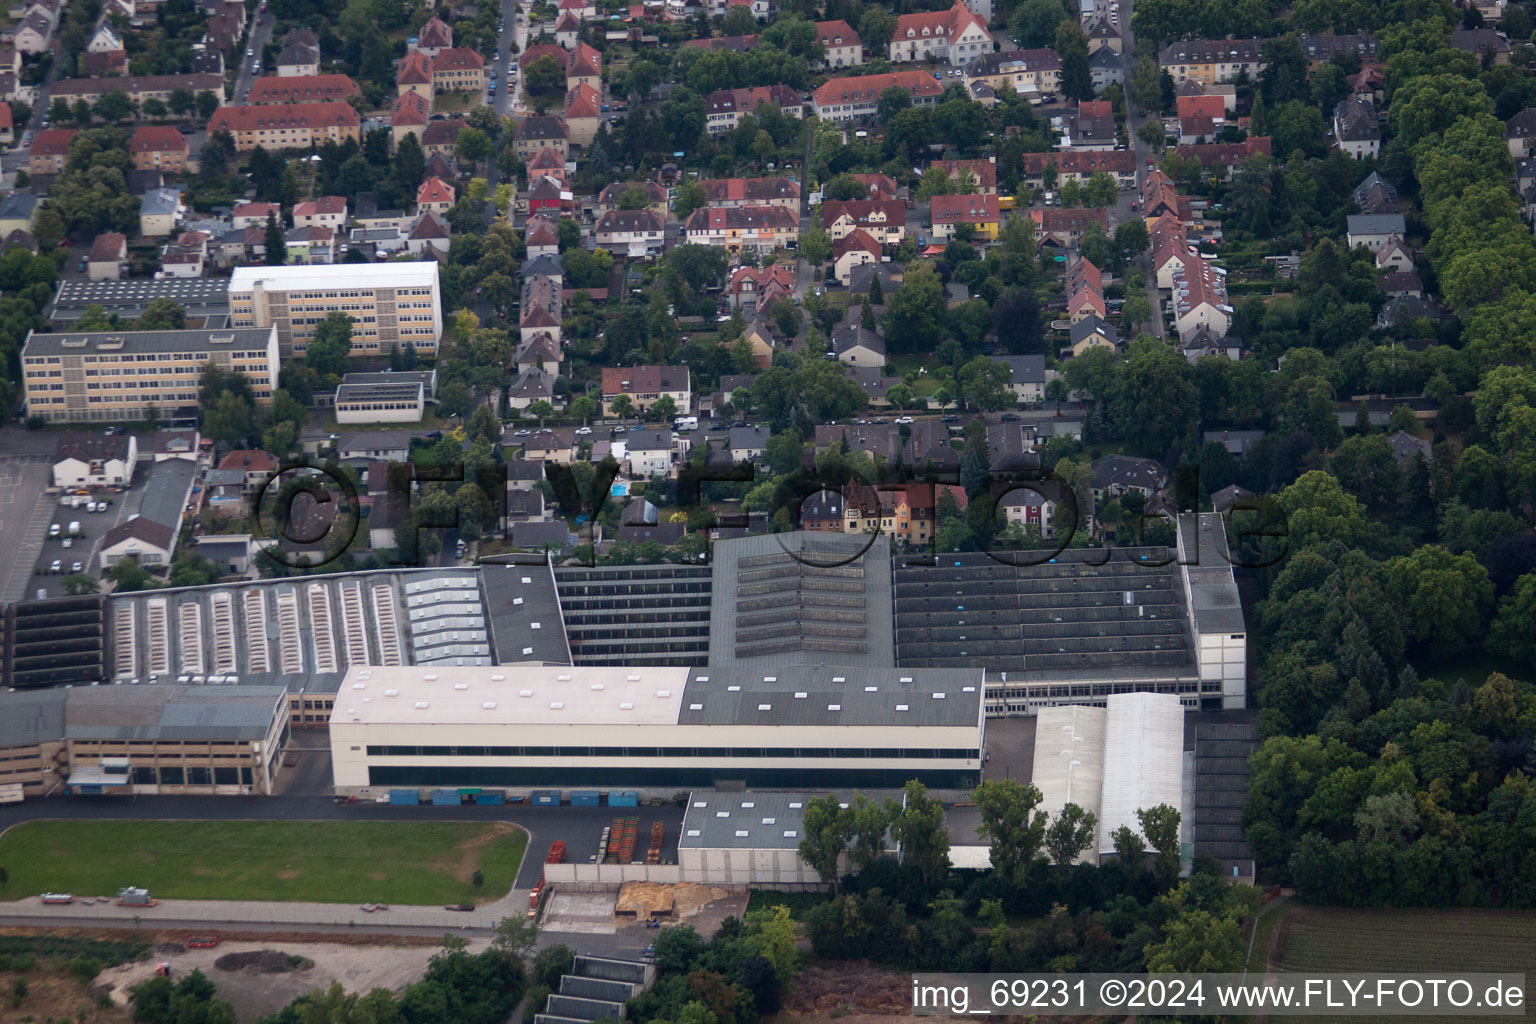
[49,278,232,316]
[137,457,197,530]
[0,688,68,748]
[1179,513,1245,634]
[64,684,287,741]
[680,789,903,850]
[678,664,984,728]
[479,558,573,666]
[22,327,273,358]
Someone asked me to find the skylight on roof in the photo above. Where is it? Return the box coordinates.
[828,703,841,711]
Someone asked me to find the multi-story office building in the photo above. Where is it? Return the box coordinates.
[228,262,443,359]
[21,326,278,424]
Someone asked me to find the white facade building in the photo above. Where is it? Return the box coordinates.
[228,262,443,360]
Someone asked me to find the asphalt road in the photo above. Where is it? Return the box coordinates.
[26,465,150,598]
[1113,0,1168,339]
[234,10,278,103]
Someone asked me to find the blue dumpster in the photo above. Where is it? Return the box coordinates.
[475,792,506,805]
[389,788,419,805]
[531,790,560,806]
[609,790,639,807]
[570,789,601,807]
[431,789,460,806]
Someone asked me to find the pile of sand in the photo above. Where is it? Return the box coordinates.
[213,950,313,974]
[614,882,730,919]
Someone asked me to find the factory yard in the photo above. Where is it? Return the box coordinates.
[0,820,527,905]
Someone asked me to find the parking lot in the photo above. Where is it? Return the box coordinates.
[25,469,149,599]
[0,452,54,603]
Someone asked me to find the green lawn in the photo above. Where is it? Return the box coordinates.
[0,820,528,906]
[746,889,827,921]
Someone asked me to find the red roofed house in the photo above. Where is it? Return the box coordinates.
[513,115,569,161]
[526,215,560,258]
[930,193,1001,239]
[416,176,455,215]
[232,201,281,229]
[932,158,997,195]
[558,0,596,20]
[683,205,800,254]
[698,176,800,208]
[88,232,127,280]
[851,173,899,200]
[554,12,581,48]
[527,175,568,216]
[293,195,347,230]
[703,84,804,133]
[1064,255,1105,321]
[414,15,453,57]
[206,101,361,152]
[391,91,430,146]
[822,199,906,245]
[432,47,485,93]
[1018,150,1137,189]
[0,102,12,146]
[395,50,434,100]
[247,74,361,105]
[813,70,943,122]
[1175,136,1271,174]
[564,82,601,145]
[527,146,568,185]
[888,1,992,66]
[1031,207,1108,247]
[600,365,692,416]
[1177,92,1228,143]
[814,19,863,68]
[28,128,75,176]
[729,262,796,311]
[129,125,188,172]
[832,228,881,285]
[567,42,602,90]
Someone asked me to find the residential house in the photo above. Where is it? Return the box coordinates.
[138,187,184,237]
[888,1,992,66]
[822,199,905,244]
[1031,207,1107,247]
[1091,454,1165,500]
[1387,430,1433,464]
[0,100,11,146]
[12,10,51,53]
[395,50,434,100]
[740,317,779,368]
[161,230,208,276]
[129,125,189,172]
[1376,235,1413,273]
[432,47,486,93]
[624,429,675,477]
[525,216,561,258]
[87,22,122,51]
[832,228,881,285]
[1069,313,1119,355]
[597,181,667,215]
[1157,37,1266,84]
[416,176,455,215]
[247,74,360,104]
[815,19,863,67]
[684,205,800,254]
[930,193,1000,239]
[1018,149,1137,189]
[292,196,347,231]
[414,14,453,57]
[217,448,279,494]
[564,83,601,146]
[276,39,321,76]
[1171,257,1231,340]
[996,354,1046,403]
[1067,98,1117,149]
[702,84,803,133]
[406,211,450,256]
[231,201,282,229]
[526,175,569,217]
[390,92,430,146]
[1333,94,1380,158]
[1064,255,1104,321]
[699,176,801,208]
[965,48,1061,103]
[996,479,1072,538]
[525,145,566,186]
[88,233,127,280]
[832,323,886,367]
[600,365,691,416]
[1354,170,1398,214]
[515,332,562,375]
[206,102,361,152]
[594,209,665,254]
[507,368,557,411]
[1451,28,1510,64]
[1203,429,1265,460]
[1176,93,1226,143]
[728,424,770,463]
[513,115,569,161]
[811,70,943,122]
[728,262,795,311]
[27,128,74,176]
[1347,213,1406,251]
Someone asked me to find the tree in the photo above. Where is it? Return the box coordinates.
[1044,802,1097,873]
[610,394,636,420]
[264,211,287,266]
[797,795,852,890]
[673,178,708,219]
[136,297,186,330]
[1112,824,1147,873]
[1129,53,1163,113]
[1009,0,1068,48]
[1488,573,1536,664]
[1384,545,1495,656]
[107,557,154,593]
[524,55,565,96]
[800,225,832,265]
[456,126,493,166]
[93,91,135,123]
[306,311,355,379]
[882,262,944,353]
[62,572,99,595]
[846,793,892,870]
[393,132,426,189]
[890,781,950,897]
[1137,804,1182,885]
[491,916,538,966]
[1056,21,1092,102]
[973,778,1048,886]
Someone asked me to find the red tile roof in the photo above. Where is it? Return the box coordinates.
[207,101,360,132]
[565,82,601,119]
[1176,94,1225,120]
[684,205,799,231]
[815,19,860,47]
[294,196,346,217]
[129,125,186,154]
[396,50,433,85]
[813,70,942,107]
[89,232,126,262]
[417,176,455,205]
[1019,150,1136,175]
[391,91,430,126]
[435,46,484,72]
[1174,136,1271,167]
[933,158,996,190]
[833,227,881,258]
[418,15,453,48]
[821,199,906,230]
[930,193,1000,224]
[852,173,899,199]
[29,128,75,157]
[601,365,690,396]
[892,1,986,43]
[248,74,361,104]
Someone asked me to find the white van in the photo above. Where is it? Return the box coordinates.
[68,521,81,536]
[674,416,698,430]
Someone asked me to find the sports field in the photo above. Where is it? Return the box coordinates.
[0,820,527,905]
[1270,906,1536,1023]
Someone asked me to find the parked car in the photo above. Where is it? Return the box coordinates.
[48,523,60,538]
[894,415,914,424]
[49,560,61,574]
[71,562,82,574]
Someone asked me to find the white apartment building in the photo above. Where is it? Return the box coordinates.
[228,262,443,360]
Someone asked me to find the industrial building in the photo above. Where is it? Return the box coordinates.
[332,370,438,424]
[0,683,289,797]
[45,278,233,329]
[328,663,986,792]
[21,326,278,424]
[1029,692,1188,864]
[229,262,443,359]
[553,563,712,665]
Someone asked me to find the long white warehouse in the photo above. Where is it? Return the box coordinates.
[329,663,986,792]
